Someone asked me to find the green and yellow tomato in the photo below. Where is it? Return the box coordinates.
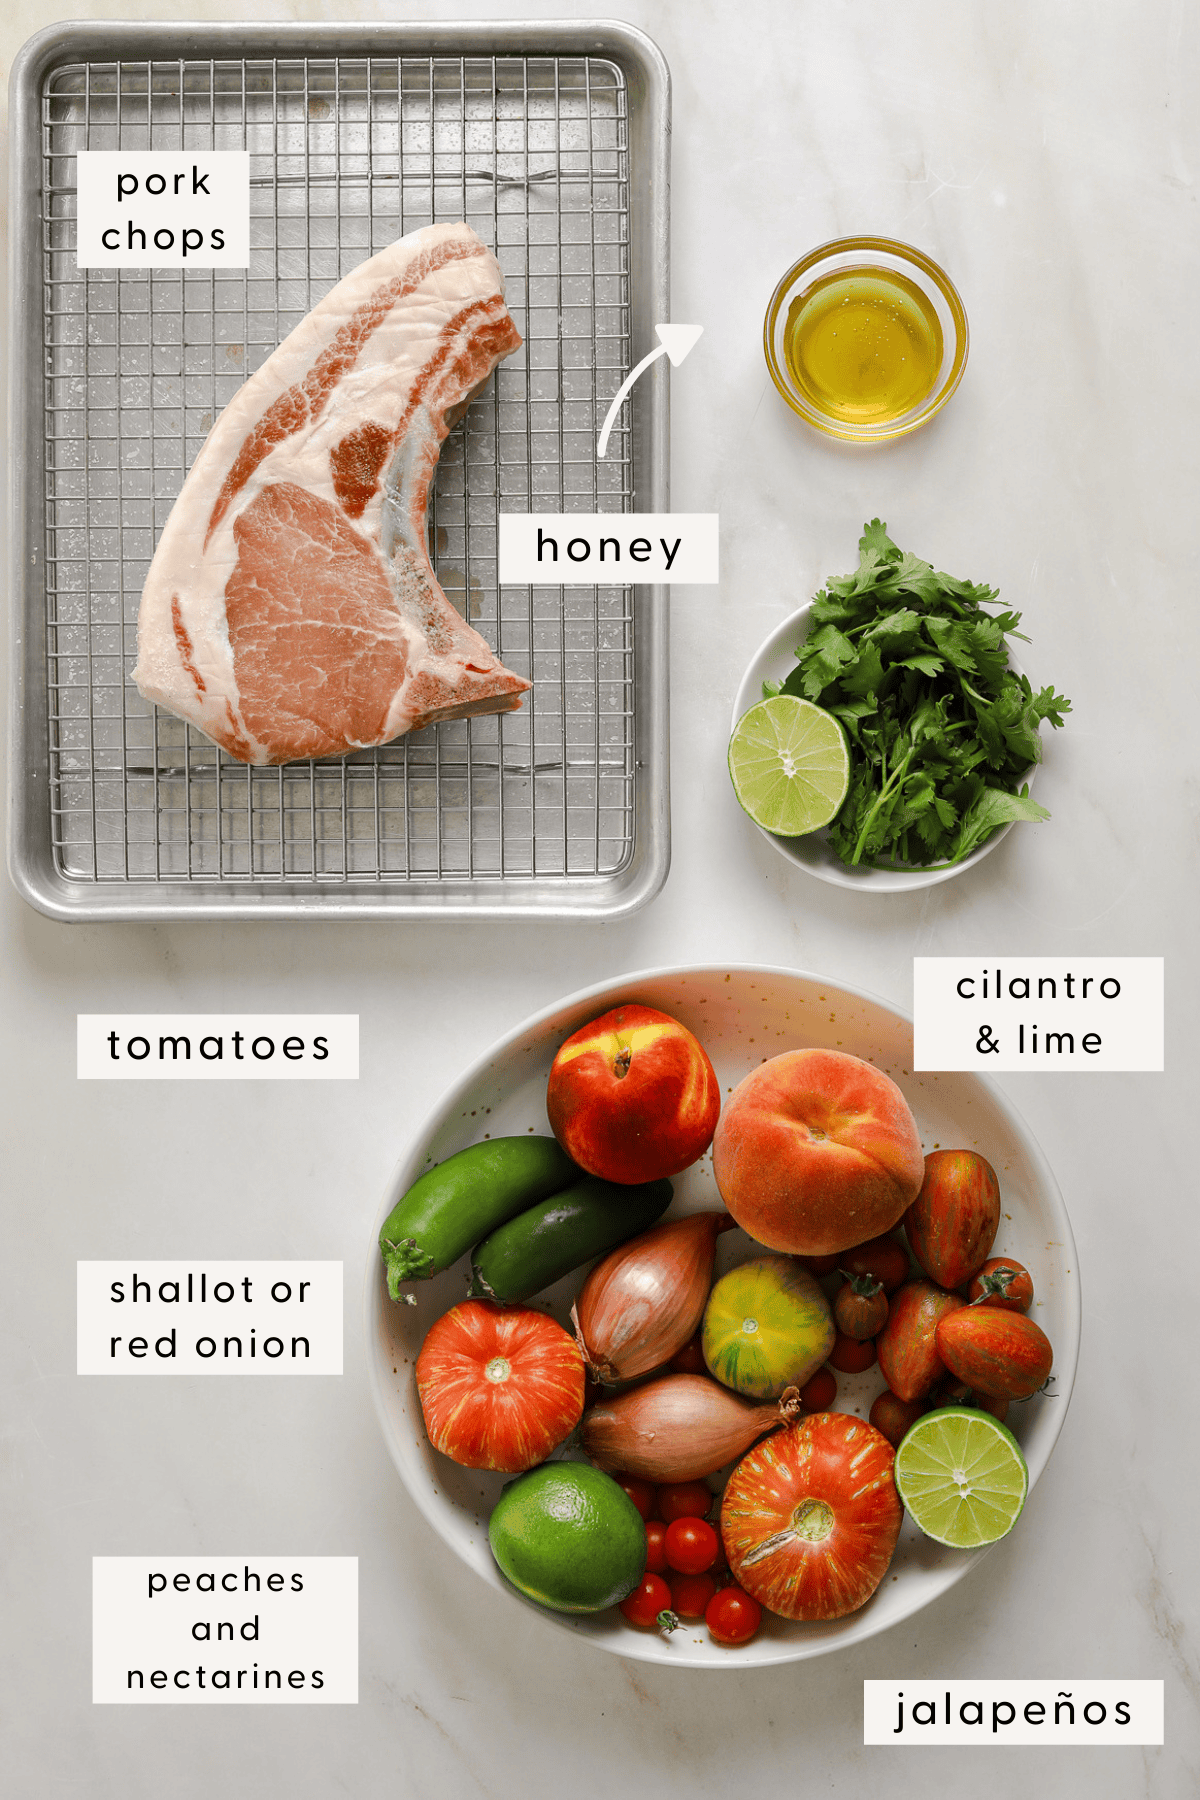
[702,1257,834,1399]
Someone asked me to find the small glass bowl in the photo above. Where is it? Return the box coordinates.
[763,236,968,443]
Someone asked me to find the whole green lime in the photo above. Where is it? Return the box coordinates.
[488,1462,647,1613]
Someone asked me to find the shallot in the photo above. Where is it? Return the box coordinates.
[581,1373,801,1483]
[573,1211,735,1384]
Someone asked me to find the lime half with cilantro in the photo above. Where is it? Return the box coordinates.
[728,695,851,836]
[894,1406,1029,1549]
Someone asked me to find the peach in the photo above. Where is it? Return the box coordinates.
[546,1003,721,1185]
[711,1048,924,1256]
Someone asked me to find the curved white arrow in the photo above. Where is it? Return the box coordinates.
[597,322,703,459]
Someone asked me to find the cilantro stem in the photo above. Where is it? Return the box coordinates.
[850,744,916,865]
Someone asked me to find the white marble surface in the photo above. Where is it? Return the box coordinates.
[2,1,1197,1794]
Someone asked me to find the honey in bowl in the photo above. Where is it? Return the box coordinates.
[783,266,944,426]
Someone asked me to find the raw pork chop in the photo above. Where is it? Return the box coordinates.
[133,222,529,765]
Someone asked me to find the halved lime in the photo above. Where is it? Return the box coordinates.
[728,696,850,836]
[894,1406,1029,1548]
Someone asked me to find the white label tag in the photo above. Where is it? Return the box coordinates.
[912,958,1164,1072]
[77,1262,343,1376]
[93,1558,357,1704]
[864,1680,1164,1744]
[75,151,250,268]
[498,512,719,584]
[77,1015,358,1079]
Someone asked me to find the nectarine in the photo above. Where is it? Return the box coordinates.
[711,1048,924,1255]
[546,1003,720,1185]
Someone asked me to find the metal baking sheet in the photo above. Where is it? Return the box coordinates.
[8,20,671,920]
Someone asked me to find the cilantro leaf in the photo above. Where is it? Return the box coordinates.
[950,787,1051,863]
[1031,685,1072,728]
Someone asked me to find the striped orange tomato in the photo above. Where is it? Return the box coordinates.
[415,1299,585,1473]
[935,1306,1053,1401]
[904,1150,1001,1289]
[720,1413,902,1620]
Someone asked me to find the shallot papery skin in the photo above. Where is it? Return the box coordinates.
[581,1373,801,1483]
[573,1211,733,1384]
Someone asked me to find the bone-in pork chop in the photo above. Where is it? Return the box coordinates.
[133,222,529,765]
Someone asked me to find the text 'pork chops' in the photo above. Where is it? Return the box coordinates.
[133,222,530,766]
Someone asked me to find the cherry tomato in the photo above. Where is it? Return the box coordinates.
[868,1387,926,1448]
[967,1257,1034,1313]
[668,1570,718,1619]
[829,1330,877,1373]
[664,1517,720,1575]
[611,1472,658,1520]
[833,1275,888,1341]
[799,1251,842,1276]
[838,1234,911,1294]
[657,1479,714,1524]
[619,1573,676,1630]
[705,1584,763,1646]
[669,1331,708,1375]
[798,1365,837,1411]
[644,1520,668,1575]
[929,1378,1011,1426]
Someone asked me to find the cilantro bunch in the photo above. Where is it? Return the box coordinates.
[764,521,1071,868]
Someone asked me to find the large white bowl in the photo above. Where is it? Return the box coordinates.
[730,603,1037,892]
[365,965,1080,1669]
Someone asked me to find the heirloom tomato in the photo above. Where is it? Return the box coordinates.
[876,1279,965,1401]
[935,1307,1053,1401]
[702,1256,834,1400]
[721,1413,902,1620]
[904,1150,1001,1289]
[415,1299,584,1472]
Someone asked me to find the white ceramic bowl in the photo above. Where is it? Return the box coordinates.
[731,603,1038,893]
[365,964,1079,1668]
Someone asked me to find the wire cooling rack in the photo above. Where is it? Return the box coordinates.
[11,23,670,918]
